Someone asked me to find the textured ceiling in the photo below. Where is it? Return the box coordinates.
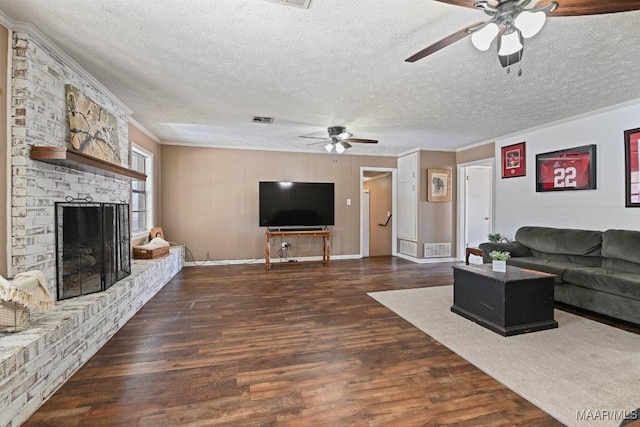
[1,0,640,156]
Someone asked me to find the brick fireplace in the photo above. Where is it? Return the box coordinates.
[10,31,131,298]
[55,201,131,300]
[1,29,184,427]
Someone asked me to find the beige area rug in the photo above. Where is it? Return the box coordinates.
[368,285,640,427]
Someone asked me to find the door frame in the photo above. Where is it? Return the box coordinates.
[360,167,398,258]
[456,158,495,262]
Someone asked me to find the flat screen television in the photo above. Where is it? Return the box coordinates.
[259,181,335,227]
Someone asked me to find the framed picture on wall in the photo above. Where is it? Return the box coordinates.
[427,168,452,202]
[536,144,597,192]
[501,142,526,178]
[624,127,640,207]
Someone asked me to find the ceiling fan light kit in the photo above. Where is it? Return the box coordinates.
[497,28,523,56]
[404,0,640,71]
[302,126,378,153]
[470,22,499,51]
[467,0,557,69]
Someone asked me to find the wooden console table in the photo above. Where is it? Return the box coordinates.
[465,247,483,265]
[264,230,331,270]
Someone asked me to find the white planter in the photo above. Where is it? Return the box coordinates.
[492,260,507,272]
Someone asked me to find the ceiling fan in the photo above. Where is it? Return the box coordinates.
[406,0,640,72]
[300,126,378,153]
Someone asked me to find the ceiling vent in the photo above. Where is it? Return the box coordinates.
[252,116,274,124]
[263,0,311,9]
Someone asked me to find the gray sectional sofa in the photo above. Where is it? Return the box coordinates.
[478,226,640,325]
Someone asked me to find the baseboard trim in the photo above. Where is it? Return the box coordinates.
[184,254,362,267]
[396,253,458,264]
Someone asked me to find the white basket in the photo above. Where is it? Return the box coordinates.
[0,300,30,333]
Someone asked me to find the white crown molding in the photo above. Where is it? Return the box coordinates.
[476,98,640,148]
[456,140,495,152]
[5,14,133,115]
[161,140,400,157]
[0,10,12,29]
[129,117,161,144]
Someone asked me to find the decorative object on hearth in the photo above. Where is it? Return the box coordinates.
[427,168,452,202]
[0,270,54,332]
[501,142,526,178]
[299,126,378,153]
[624,127,640,207]
[65,84,121,165]
[489,250,510,272]
[133,237,171,259]
[405,1,640,73]
[536,144,596,192]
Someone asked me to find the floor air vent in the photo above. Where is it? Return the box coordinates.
[399,240,418,257]
[424,243,451,258]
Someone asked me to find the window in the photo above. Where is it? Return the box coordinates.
[131,146,153,235]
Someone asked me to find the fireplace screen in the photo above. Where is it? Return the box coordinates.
[55,202,130,300]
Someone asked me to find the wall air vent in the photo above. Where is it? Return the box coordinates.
[252,116,274,124]
[263,0,311,9]
[399,240,418,257]
[424,243,451,258]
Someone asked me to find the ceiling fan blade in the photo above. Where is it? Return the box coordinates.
[305,139,329,147]
[348,138,378,144]
[544,0,640,16]
[433,0,484,8]
[299,135,329,140]
[405,21,485,63]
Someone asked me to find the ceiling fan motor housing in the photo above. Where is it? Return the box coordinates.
[327,126,347,137]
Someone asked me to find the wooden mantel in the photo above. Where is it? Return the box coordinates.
[30,146,147,180]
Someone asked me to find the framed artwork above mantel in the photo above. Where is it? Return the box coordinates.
[624,127,640,207]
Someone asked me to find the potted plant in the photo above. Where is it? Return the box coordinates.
[489,250,510,272]
[488,232,503,243]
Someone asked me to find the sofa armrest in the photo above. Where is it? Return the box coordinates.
[478,241,532,263]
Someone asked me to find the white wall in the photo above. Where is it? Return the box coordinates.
[494,101,640,238]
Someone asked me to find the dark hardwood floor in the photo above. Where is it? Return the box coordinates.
[25,257,605,426]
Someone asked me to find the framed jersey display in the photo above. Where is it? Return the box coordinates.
[536,144,596,192]
[502,142,526,178]
[624,127,640,207]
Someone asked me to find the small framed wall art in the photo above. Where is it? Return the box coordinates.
[536,144,597,192]
[624,127,640,207]
[501,142,526,178]
[427,168,452,202]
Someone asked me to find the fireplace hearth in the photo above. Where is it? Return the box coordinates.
[55,201,130,300]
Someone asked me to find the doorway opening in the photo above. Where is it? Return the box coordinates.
[456,159,494,264]
[360,167,397,257]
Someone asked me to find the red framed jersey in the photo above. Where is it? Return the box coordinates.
[536,145,596,192]
[539,152,591,190]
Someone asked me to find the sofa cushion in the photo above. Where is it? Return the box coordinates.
[563,267,640,301]
[507,257,579,283]
[602,229,640,273]
[515,226,602,257]
[478,241,532,263]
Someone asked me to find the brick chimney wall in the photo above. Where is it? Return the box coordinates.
[10,32,131,297]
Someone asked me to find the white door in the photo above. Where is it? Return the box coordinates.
[362,191,370,257]
[465,166,492,251]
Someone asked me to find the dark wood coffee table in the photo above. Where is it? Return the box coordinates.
[451,264,558,336]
